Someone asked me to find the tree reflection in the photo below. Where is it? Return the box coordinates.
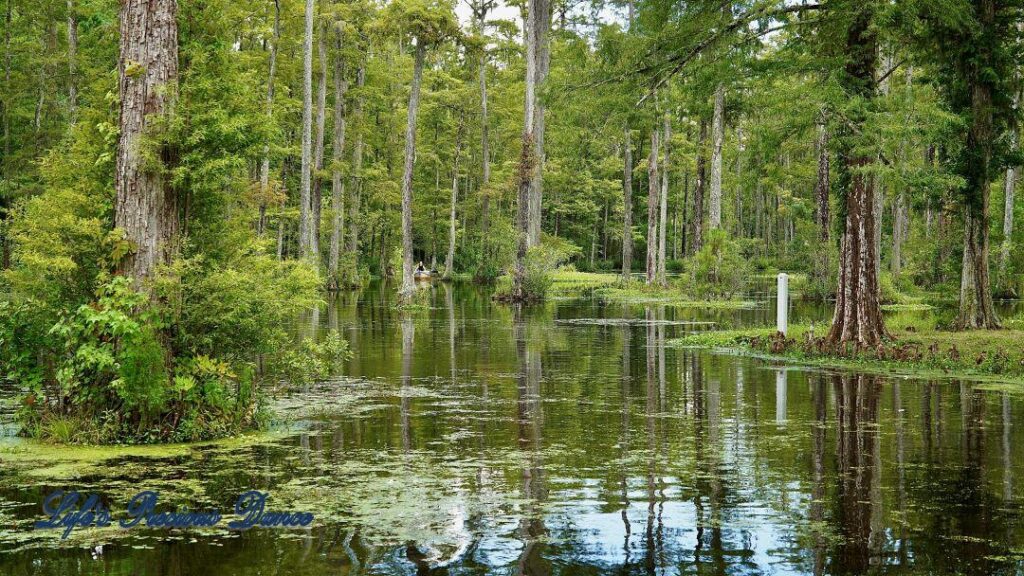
[830,373,880,575]
[401,313,413,452]
[515,304,549,576]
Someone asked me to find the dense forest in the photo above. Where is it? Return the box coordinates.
[0,0,1021,442]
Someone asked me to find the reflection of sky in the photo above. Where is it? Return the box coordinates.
[465,477,810,574]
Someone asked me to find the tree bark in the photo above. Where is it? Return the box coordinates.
[892,192,907,276]
[693,118,707,251]
[276,160,288,260]
[680,164,689,256]
[814,114,831,287]
[1000,85,1020,286]
[526,0,550,248]
[513,0,543,301]
[400,40,426,299]
[67,0,78,122]
[298,0,314,259]
[734,124,743,236]
[115,0,179,284]
[872,175,883,286]
[311,18,328,260]
[327,31,348,291]
[657,114,669,286]
[347,63,365,254]
[1001,154,1017,285]
[891,67,913,278]
[709,84,725,230]
[956,0,1000,329]
[257,0,280,237]
[622,125,633,278]
[646,128,659,285]
[826,2,886,347]
[444,115,465,279]
[814,116,830,242]
[513,135,533,301]
[478,10,491,240]
[276,202,285,259]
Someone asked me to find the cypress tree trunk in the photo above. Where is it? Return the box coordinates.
[276,160,289,260]
[1001,152,1017,284]
[622,125,633,278]
[311,19,328,260]
[347,64,365,255]
[815,116,830,242]
[67,0,78,122]
[1000,78,1020,287]
[872,176,883,286]
[258,0,280,237]
[298,0,314,259]
[276,202,285,259]
[693,118,707,251]
[115,0,179,284]
[646,129,659,285]
[734,124,743,236]
[891,68,913,278]
[892,193,907,276]
[657,114,669,286]
[709,85,725,230]
[526,0,550,248]
[513,0,544,301]
[400,40,426,299]
[680,164,689,256]
[444,116,464,279]
[814,114,831,288]
[956,0,1000,329]
[477,3,491,241]
[826,2,886,347]
[327,31,348,291]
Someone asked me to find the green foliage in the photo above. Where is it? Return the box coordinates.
[153,254,322,363]
[494,236,581,301]
[683,229,750,299]
[278,333,352,388]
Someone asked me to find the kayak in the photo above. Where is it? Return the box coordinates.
[414,270,432,280]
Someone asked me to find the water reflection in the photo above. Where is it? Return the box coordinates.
[0,282,1023,576]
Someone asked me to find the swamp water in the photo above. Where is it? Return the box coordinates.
[1,282,1023,575]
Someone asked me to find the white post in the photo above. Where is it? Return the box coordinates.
[775,369,787,425]
[777,272,789,336]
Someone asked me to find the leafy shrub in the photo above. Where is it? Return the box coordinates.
[494,236,581,302]
[278,334,352,388]
[6,256,347,444]
[683,229,750,299]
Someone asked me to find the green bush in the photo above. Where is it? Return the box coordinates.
[682,229,750,299]
[494,236,581,302]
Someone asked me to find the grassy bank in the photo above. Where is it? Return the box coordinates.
[592,284,759,309]
[671,317,1024,384]
[546,271,758,309]
[548,270,620,295]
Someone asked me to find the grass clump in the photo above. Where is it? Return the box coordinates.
[548,269,619,296]
[593,281,759,309]
[671,319,1024,383]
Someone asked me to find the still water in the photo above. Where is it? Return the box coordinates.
[1,282,1022,575]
